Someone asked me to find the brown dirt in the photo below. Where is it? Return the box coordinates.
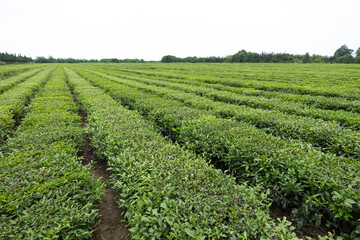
[81,137,131,240]
[269,203,336,239]
[67,74,336,239]
[67,78,131,240]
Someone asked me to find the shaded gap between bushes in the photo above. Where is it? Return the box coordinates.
[65,73,130,240]
[2,68,56,152]
[72,66,338,239]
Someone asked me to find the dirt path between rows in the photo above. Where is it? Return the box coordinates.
[81,135,130,240]
[66,75,130,240]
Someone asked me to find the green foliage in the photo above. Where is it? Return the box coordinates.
[0,52,32,64]
[93,62,360,110]
[0,67,47,94]
[75,66,360,159]
[68,63,360,237]
[0,65,38,79]
[0,67,54,143]
[355,47,360,63]
[93,63,360,99]
[33,57,145,63]
[302,52,311,63]
[158,45,360,64]
[89,65,360,130]
[335,53,355,64]
[177,117,360,233]
[333,45,354,59]
[333,45,355,63]
[2,62,359,238]
[161,55,183,63]
[0,67,103,239]
[356,48,360,58]
[160,50,337,63]
[65,67,299,239]
[183,56,198,63]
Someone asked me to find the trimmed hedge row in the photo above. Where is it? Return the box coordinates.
[0,67,48,94]
[177,116,360,237]
[71,67,207,141]
[68,66,359,237]
[89,65,360,114]
[0,64,42,80]
[0,67,54,143]
[89,66,360,130]
[88,63,360,100]
[64,67,299,239]
[74,67,360,160]
[0,67,103,239]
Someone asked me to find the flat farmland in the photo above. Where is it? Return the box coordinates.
[1,63,360,239]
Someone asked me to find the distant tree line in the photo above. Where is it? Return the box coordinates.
[161,45,360,64]
[0,52,33,64]
[2,45,359,64]
[98,58,145,63]
[34,56,145,63]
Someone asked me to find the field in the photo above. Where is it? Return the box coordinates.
[1,63,360,239]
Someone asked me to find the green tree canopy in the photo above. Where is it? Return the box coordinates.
[333,45,354,59]
[354,47,360,63]
[302,52,311,63]
[161,55,182,63]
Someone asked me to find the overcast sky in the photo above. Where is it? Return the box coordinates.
[1,0,359,60]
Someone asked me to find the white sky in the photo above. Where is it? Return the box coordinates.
[1,0,359,60]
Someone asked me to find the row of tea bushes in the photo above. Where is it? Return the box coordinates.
[64,67,299,239]
[0,67,47,94]
[0,64,42,80]
[91,64,360,101]
[177,116,360,237]
[77,67,360,159]
[69,66,358,237]
[0,67,54,143]
[92,67,360,129]
[0,67,103,239]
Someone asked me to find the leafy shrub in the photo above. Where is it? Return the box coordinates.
[65,67,299,239]
[0,67,103,239]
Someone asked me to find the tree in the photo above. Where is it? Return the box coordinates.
[355,47,360,63]
[235,49,248,62]
[356,47,360,57]
[161,55,182,63]
[183,56,198,63]
[333,45,354,59]
[311,54,325,63]
[336,53,354,63]
[35,56,48,63]
[225,55,232,63]
[302,53,311,63]
[0,52,32,63]
[48,56,55,63]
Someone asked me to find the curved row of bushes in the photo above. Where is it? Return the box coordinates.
[68,66,359,237]
[90,65,360,114]
[76,67,360,160]
[0,67,54,143]
[64,66,299,239]
[89,66,360,129]
[0,64,42,80]
[0,67,48,94]
[90,63,360,100]
[0,67,103,239]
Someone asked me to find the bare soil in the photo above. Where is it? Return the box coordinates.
[68,82,130,240]
[81,136,130,240]
[68,78,336,240]
[269,203,336,239]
